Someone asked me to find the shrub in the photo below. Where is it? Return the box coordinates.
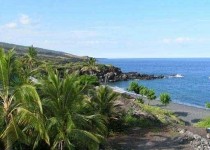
[123,113,152,128]
[138,103,182,125]
[79,74,100,86]
[139,85,145,92]
[128,81,139,94]
[196,117,210,128]
[136,97,144,104]
[206,102,210,108]
[147,89,156,104]
[139,87,149,96]
[160,93,171,106]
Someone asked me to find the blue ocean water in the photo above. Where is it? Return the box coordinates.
[98,58,210,108]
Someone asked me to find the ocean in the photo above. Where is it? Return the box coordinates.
[98,58,210,109]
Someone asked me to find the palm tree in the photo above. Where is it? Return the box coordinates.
[40,70,106,150]
[0,48,49,150]
[128,82,140,94]
[81,57,99,75]
[19,46,47,84]
[147,89,156,105]
[89,86,119,123]
[160,93,171,106]
[23,45,38,69]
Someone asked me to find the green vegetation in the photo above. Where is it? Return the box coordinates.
[117,101,183,130]
[196,117,210,128]
[135,97,144,104]
[139,86,149,97]
[147,89,156,105]
[81,57,99,75]
[0,47,119,150]
[205,102,210,108]
[40,71,107,149]
[123,113,152,127]
[128,81,156,105]
[128,82,139,94]
[160,93,171,106]
[196,104,210,127]
[127,83,178,125]
[0,46,181,149]
[0,42,85,63]
[0,48,46,150]
[138,103,182,125]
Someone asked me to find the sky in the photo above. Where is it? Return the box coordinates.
[1,0,210,58]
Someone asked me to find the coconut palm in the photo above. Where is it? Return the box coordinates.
[128,82,140,94]
[88,86,119,136]
[0,48,49,150]
[20,46,47,84]
[23,45,38,69]
[160,93,171,106]
[147,89,156,105]
[81,57,99,75]
[89,86,119,122]
[40,70,106,150]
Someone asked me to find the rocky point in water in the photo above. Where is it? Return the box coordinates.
[81,65,164,83]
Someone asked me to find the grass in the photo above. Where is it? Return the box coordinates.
[114,102,183,131]
[123,113,153,128]
[196,117,210,128]
[109,96,183,134]
[137,102,183,125]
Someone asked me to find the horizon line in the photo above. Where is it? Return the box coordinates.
[96,57,210,59]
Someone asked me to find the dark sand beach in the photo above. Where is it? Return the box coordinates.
[152,101,210,125]
[111,87,210,125]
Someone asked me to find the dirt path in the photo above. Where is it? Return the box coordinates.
[106,127,191,150]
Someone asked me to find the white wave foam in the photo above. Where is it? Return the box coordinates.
[168,74,184,78]
[109,86,144,98]
[110,86,127,93]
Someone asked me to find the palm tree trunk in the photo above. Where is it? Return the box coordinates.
[6,138,12,150]
[58,141,64,150]
[3,99,12,150]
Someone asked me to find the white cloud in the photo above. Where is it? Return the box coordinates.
[19,14,31,25]
[1,14,36,30]
[175,37,191,43]
[4,22,17,29]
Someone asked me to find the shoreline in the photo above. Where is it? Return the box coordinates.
[152,100,210,125]
[109,86,210,125]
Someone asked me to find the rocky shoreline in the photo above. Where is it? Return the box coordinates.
[175,127,210,150]
[94,65,164,83]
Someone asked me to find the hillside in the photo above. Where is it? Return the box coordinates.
[0,42,87,62]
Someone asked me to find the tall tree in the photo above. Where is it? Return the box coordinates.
[23,46,38,70]
[0,48,48,150]
[81,57,99,75]
[89,86,119,126]
[20,46,43,84]
[40,70,106,150]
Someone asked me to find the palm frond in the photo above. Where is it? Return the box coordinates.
[17,107,49,145]
[14,84,43,113]
[1,116,27,150]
